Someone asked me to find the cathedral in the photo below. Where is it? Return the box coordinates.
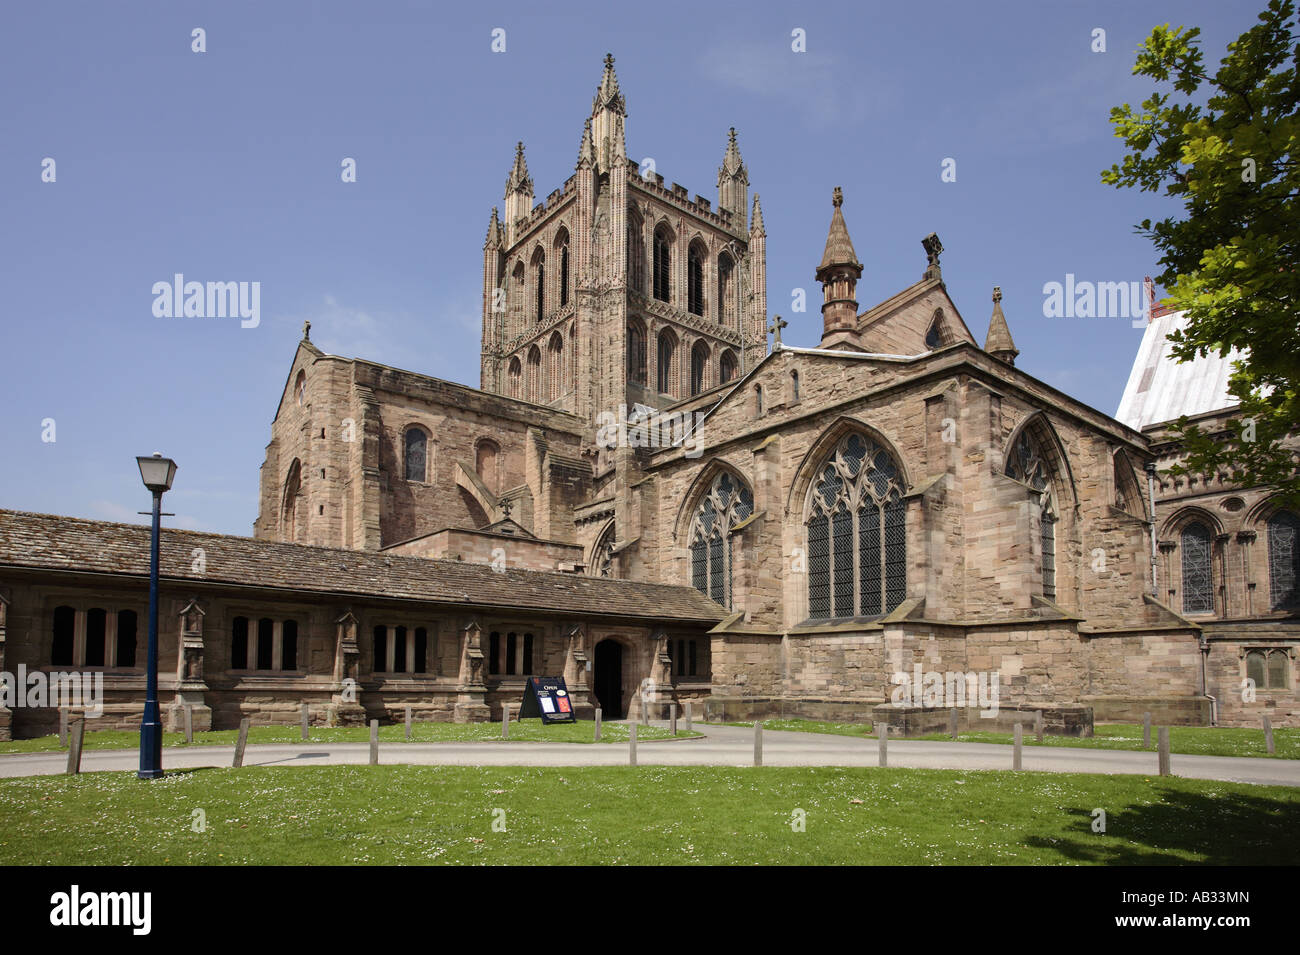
[0,55,1296,739]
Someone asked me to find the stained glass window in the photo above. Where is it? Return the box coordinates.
[1181,522,1213,614]
[687,471,754,609]
[1268,511,1300,610]
[805,433,907,619]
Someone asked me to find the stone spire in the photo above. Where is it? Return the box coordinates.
[816,187,864,341]
[577,117,595,168]
[717,127,750,221]
[817,187,862,274]
[985,286,1019,365]
[504,141,531,195]
[750,194,765,237]
[484,207,502,249]
[590,53,627,177]
[503,142,534,247]
[592,53,626,115]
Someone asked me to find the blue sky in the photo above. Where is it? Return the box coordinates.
[0,0,1256,535]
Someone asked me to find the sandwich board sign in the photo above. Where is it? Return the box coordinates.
[519,676,576,724]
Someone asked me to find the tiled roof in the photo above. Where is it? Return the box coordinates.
[0,510,726,625]
[1116,309,1238,430]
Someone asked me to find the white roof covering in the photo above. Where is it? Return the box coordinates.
[1116,309,1240,430]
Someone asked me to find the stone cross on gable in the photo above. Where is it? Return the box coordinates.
[769,315,788,345]
[922,233,943,268]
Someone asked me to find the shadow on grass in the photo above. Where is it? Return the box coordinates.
[1026,786,1300,865]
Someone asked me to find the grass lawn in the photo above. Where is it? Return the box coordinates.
[913,723,1300,760]
[723,718,874,739]
[0,719,696,755]
[0,764,1295,865]
[724,718,1298,760]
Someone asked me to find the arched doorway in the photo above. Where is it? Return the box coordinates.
[593,639,624,719]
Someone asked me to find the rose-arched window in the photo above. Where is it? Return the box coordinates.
[806,434,906,619]
[1006,427,1057,599]
[688,472,754,609]
[1268,510,1300,610]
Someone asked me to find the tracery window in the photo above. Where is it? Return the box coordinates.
[688,472,754,609]
[1181,521,1213,614]
[591,523,615,577]
[628,323,647,385]
[653,226,672,302]
[806,434,906,619]
[690,341,708,396]
[1268,510,1300,610]
[1246,648,1291,690]
[1006,427,1056,599]
[687,243,705,316]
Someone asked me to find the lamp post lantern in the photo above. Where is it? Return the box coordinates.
[136,453,177,779]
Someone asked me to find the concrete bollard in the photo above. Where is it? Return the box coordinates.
[1035,710,1044,743]
[1263,715,1275,755]
[184,704,194,744]
[949,707,958,739]
[684,701,692,734]
[369,719,379,765]
[878,723,888,768]
[66,719,85,775]
[232,717,250,768]
[670,703,678,737]
[594,707,602,742]
[754,720,763,767]
[1013,723,1023,771]
[1157,726,1171,776]
[300,702,309,741]
[629,721,637,766]
[501,705,511,739]
[1143,712,1152,748]
[59,708,68,747]
[405,705,412,741]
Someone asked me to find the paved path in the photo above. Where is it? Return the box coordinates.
[3,723,1298,787]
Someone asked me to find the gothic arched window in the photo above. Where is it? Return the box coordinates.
[653,225,672,302]
[657,329,677,395]
[690,340,709,396]
[719,349,737,383]
[806,433,906,619]
[1267,510,1300,610]
[404,427,427,482]
[531,248,545,323]
[628,208,645,294]
[546,331,564,401]
[718,253,735,327]
[1006,426,1057,599]
[526,345,541,402]
[507,356,522,397]
[688,472,754,609]
[282,459,302,542]
[687,241,706,316]
[591,523,616,578]
[1181,521,1213,614]
[555,229,570,308]
[628,322,647,385]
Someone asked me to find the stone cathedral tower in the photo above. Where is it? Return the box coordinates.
[479,54,768,436]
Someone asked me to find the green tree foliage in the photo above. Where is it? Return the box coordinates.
[1102,0,1299,505]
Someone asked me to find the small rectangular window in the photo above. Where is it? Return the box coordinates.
[85,608,107,667]
[282,619,298,671]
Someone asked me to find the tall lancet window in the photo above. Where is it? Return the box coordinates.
[1269,510,1300,610]
[687,242,705,316]
[688,472,754,609]
[1005,427,1056,599]
[806,433,907,619]
[1181,521,1213,614]
[653,225,672,302]
[556,230,570,308]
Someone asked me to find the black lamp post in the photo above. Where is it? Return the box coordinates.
[136,453,177,780]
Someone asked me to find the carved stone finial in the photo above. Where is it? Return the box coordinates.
[993,286,1002,304]
[302,320,311,340]
[832,186,843,208]
[604,52,614,69]
[501,499,512,519]
[922,232,944,267]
